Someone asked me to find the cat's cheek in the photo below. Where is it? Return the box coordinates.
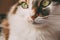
[25,16,33,23]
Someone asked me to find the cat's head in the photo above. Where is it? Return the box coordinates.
[9,0,53,24]
[17,0,52,23]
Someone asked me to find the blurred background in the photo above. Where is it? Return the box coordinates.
[0,0,18,14]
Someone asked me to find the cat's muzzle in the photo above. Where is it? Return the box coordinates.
[33,16,47,24]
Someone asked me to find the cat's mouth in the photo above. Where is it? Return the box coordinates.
[28,16,48,24]
[33,16,48,24]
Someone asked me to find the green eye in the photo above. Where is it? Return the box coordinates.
[41,0,51,7]
[21,2,28,9]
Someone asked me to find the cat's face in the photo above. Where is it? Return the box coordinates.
[8,0,51,23]
[14,0,52,24]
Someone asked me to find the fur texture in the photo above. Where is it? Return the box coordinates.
[8,0,60,40]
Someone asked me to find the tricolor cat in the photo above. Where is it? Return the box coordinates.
[7,0,60,40]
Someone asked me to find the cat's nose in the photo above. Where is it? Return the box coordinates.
[31,8,49,20]
[31,15,48,24]
[31,13,48,20]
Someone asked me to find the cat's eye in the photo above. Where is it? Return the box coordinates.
[41,0,51,7]
[20,2,28,9]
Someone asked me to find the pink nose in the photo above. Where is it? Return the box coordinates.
[31,13,41,20]
[31,7,41,20]
[31,16,37,20]
[31,15,48,21]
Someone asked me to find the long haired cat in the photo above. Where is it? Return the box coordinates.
[7,0,60,40]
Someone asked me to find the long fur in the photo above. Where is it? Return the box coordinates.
[8,0,60,40]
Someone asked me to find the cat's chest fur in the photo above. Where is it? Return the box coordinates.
[8,17,57,40]
[8,9,57,40]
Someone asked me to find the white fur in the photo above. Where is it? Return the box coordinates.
[8,0,59,40]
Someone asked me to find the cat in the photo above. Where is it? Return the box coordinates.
[7,0,60,40]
